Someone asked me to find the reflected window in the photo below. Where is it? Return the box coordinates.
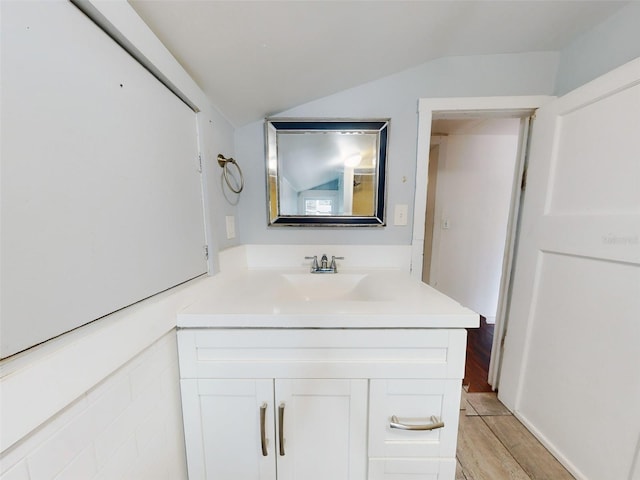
[305,199,333,215]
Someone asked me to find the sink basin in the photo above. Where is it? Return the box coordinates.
[278,273,372,301]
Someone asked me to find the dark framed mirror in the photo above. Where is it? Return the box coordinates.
[265,119,389,226]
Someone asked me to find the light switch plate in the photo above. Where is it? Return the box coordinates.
[394,204,408,226]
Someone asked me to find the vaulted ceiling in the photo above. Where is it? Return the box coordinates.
[128,1,628,126]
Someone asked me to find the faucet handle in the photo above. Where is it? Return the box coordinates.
[304,255,319,271]
[330,256,344,271]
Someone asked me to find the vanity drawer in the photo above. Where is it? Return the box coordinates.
[368,458,456,480]
[369,379,461,458]
[178,329,467,380]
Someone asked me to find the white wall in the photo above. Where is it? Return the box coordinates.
[555,2,640,96]
[428,123,520,322]
[0,1,235,477]
[234,52,559,246]
[198,104,241,269]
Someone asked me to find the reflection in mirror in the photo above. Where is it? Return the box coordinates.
[266,119,389,226]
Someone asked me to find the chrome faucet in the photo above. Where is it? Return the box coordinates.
[305,254,344,273]
[320,254,329,270]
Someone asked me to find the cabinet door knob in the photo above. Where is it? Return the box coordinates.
[260,403,268,456]
[278,403,286,456]
[390,415,445,431]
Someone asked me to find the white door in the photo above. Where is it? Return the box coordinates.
[181,379,277,480]
[499,58,640,480]
[275,379,368,480]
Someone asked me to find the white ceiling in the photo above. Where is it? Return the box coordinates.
[431,117,522,136]
[128,1,628,127]
[278,131,379,192]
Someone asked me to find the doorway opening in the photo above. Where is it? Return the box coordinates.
[425,116,522,392]
[410,96,551,392]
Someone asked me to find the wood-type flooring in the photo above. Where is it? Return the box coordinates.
[457,390,576,480]
[463,316,494,392]
[459,318,575,478]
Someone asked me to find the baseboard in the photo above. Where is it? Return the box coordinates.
[514,411,588,480]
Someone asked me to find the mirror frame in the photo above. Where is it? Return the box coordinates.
[265,118,389,226]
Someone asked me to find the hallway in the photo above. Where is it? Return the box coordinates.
[463,317,494,392]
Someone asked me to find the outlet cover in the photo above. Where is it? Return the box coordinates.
[225,215,236,239]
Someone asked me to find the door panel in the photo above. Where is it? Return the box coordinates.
[548,84,640,215]
[1,2,206,358]
[499,58,640,480]
[276,379,368,480]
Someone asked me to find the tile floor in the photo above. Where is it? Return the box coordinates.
[457,389,576,480]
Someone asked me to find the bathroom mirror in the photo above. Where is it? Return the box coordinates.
[265,119,389,226]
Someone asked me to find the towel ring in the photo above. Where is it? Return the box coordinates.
[217,154,244,194]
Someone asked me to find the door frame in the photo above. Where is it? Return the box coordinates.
[410,96,553,389]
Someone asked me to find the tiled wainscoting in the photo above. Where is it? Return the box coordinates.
[0,331,188,480]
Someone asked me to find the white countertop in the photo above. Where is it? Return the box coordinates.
[177,268,479,329]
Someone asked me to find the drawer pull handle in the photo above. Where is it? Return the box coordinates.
[278,403,286,456]
[259,403,268,456]
[390,415,445,431]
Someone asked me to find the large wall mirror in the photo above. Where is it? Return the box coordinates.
[265,119,389,226]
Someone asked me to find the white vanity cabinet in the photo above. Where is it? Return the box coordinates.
[180,378,367,480]
[178,328,467,480]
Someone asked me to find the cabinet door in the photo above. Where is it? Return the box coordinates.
[181,379,276,480]
[275,379,368,480]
